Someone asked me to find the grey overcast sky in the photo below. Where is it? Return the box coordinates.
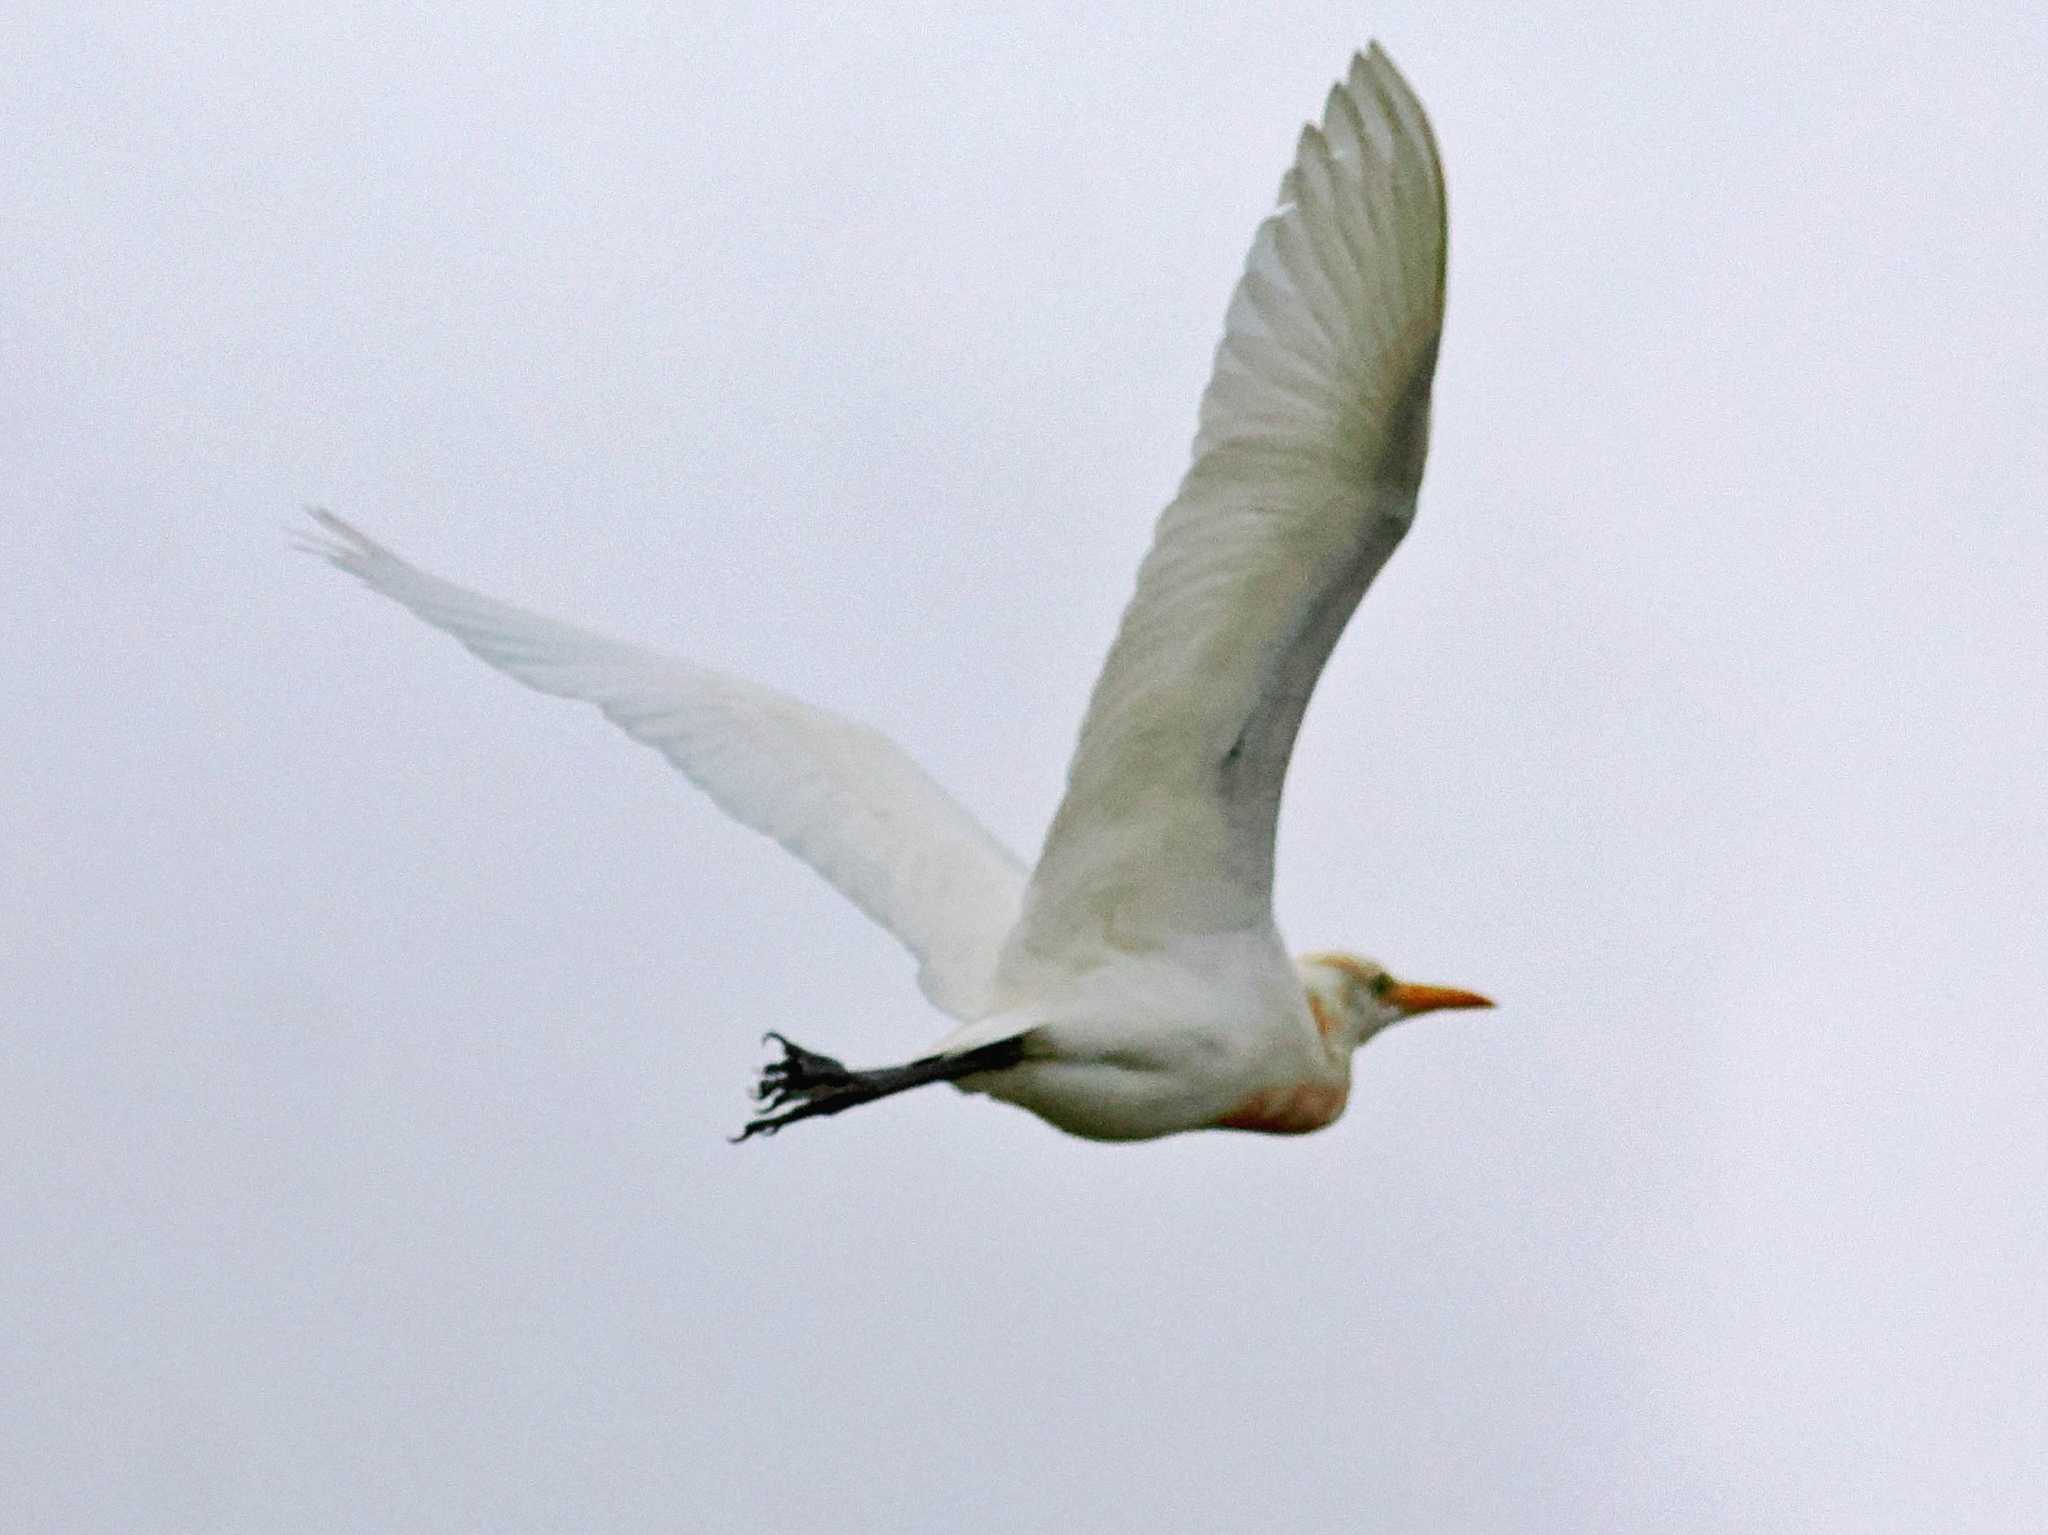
[6,3,2045,1530]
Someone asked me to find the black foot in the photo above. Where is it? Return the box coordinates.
[753,1031,853,1105]
[728,1030,1028,1144]
[732,1032,857,1141]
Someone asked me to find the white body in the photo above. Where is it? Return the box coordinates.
[310,47,1473,1141]
[962,932,1335,1141]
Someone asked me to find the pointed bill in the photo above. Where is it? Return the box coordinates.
[1384,981,1493,1016]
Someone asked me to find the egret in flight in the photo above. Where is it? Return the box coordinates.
[309,45,1491,1143]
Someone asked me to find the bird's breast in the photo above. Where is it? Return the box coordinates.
[1210,1077,1349,1135]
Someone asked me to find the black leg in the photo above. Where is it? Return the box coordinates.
[732,1033,1027,1142]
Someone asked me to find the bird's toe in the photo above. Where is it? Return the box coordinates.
[749,1032,855,1109]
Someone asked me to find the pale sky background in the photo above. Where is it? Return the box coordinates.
[6,3,2045,1531]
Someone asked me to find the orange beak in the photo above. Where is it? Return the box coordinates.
[1384,981,1495,1017]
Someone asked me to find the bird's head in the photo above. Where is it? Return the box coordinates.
[1296,951,1493,1051]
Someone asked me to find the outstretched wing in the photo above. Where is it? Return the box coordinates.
[307,512,1025,1020]
[1000,46,1448,978]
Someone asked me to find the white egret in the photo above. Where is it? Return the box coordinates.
[309,44,1491,1143]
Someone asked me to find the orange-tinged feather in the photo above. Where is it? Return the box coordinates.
[1308,992,1341,1040]
[1213,1080,1348,1135]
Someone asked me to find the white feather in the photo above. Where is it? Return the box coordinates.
[996,46,1446,985]
[304,512,1025,1021]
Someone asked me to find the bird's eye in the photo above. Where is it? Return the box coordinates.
[1369,972,1394,998]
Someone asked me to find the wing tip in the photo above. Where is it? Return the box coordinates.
[1284,45,1438,196]
[1359,41,1404,93]
[1342,40,1449,288]
[295,505,361,557]
[295,507,404,584]
[1341,43,1429,146]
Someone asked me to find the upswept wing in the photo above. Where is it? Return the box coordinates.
[307,512,1025,1020]
[999,46,1448,977]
